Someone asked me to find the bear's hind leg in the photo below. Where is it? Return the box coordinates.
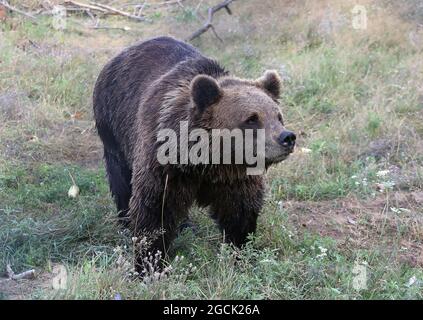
[104,149,132,225]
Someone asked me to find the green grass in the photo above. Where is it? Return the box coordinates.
[38,214,423,299]
[0,163,119,270]
[1,162,422,299]
[1,0,422,300]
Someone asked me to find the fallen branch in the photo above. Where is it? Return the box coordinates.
[120,0,185,9]
[6,264,36,280]
[153,0,185,7]
[90,2,145,21]
[186,0,236,42]
[91,25,131,31]
[64,0,108,13]
[0,0,38,23]
[85,6,132,31]
[13,1,105,20]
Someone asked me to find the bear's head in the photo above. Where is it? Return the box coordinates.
[190,70,296,167]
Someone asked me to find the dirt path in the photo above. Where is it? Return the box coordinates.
[286,191,423,267]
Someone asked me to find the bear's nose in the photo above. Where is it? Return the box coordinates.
[279,130,296,149]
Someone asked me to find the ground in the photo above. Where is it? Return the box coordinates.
[0,0,422,299]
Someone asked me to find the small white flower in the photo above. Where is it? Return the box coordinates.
[315,246,328,259]
[316,253,327,259]
[318,246,328,253]
[376,170,390,177]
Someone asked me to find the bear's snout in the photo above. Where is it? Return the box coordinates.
[278,130,296,152]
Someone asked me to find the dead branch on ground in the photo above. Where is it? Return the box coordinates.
[0,0,38,23]
[64,1,108,13]
[0,1,188,26]
[6,264,36,281]
[89,2,145,21]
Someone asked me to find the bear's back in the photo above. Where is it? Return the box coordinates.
[93,37,201,156]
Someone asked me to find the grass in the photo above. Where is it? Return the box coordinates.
[0,163,118,270]
[0,0,422,299]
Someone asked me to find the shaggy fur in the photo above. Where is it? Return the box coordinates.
[93,36,293,271]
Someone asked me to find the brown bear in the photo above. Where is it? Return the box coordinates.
[93,36,296,272]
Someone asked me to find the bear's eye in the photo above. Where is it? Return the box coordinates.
[245,113,259,125]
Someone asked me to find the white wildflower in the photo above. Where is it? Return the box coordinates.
[376,170,390,177]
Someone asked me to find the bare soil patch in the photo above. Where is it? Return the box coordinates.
[287,191,423,267]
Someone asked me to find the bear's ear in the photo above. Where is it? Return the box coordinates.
[190,75,222,113]
[255,70,282,100]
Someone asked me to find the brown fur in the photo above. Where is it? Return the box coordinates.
[93,37,294,271]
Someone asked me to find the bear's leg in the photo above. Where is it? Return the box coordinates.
[104,149,132,225]
[209,179,265,247]
[131,203,179,274]
[129,168,194,274]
